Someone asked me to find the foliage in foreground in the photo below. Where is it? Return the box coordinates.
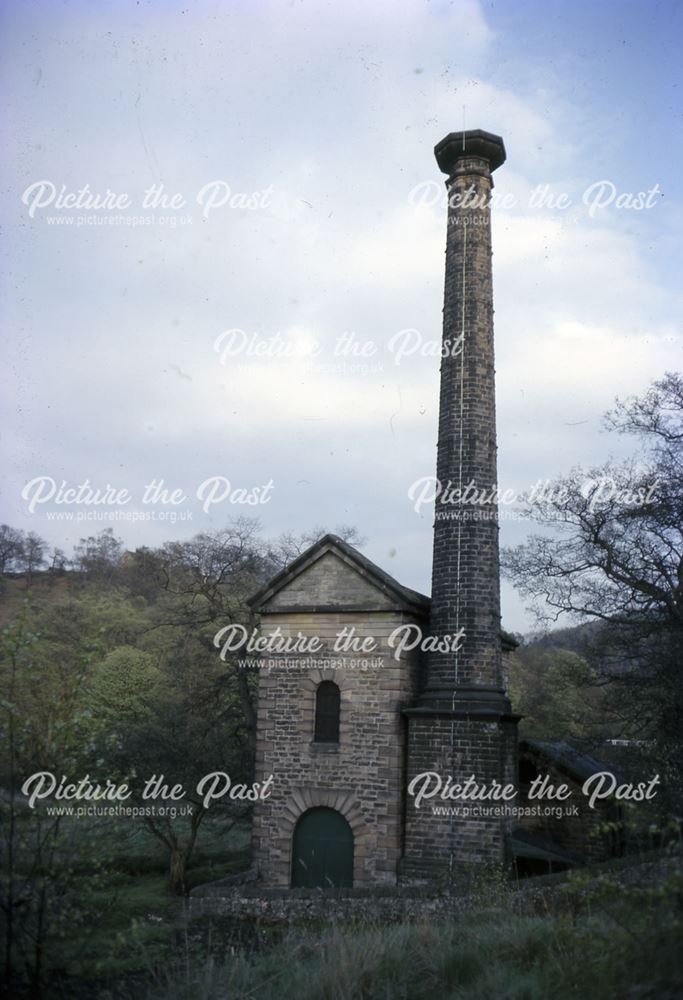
[128,864,683,1000]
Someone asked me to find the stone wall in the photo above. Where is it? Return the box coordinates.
[250,550,426,887]
[190,885,471,923]
[189,850,680,924]
[402,713,518,879]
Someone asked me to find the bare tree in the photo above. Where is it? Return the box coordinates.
[47,548,68,576]
[22,532,47,587]
[502,373,683,802]
[267,523,366,571]
[0,525,25,575]
[72,528,123,583]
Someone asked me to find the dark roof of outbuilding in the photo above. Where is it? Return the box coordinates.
[510,827,583,865]
[520,739,615,783]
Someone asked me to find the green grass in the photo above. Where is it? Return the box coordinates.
[134,862,683,1000]
[142,904,682,1000]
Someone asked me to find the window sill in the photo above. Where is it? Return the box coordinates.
[310,741,340,752]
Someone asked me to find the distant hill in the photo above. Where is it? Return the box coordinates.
[525,620,604,655]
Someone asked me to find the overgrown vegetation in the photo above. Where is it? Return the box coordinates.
[141,851,682,999]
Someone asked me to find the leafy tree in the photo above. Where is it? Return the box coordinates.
[89,645,162,726]
[0,605,110,995]
[92,639,249,895]
[508,643,609,741]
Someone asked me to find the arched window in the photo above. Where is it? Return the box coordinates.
[314,681,340,743]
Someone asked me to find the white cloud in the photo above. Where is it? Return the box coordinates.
[1,0,681,633]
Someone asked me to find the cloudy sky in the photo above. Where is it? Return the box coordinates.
[2,0,681,633]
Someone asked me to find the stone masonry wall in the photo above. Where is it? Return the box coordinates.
[402,713,518,880]
[251,561,425,887]
[428,153,502,697]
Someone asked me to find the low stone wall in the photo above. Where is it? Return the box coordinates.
[190,885,470,923]
[189,849,680,925]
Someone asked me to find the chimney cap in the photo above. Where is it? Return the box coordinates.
[435,129,506,175]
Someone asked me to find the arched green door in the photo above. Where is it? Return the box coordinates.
[291,808,354,888]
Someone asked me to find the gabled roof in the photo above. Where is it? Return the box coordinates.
[247,534,430,616]
[248,535,518,651]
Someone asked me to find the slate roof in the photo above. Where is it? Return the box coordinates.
[521,739,615,783]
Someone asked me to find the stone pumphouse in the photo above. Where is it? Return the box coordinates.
[249,129,519,888]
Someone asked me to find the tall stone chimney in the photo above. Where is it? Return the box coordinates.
[402,130,518,880]
[424,129,509,713]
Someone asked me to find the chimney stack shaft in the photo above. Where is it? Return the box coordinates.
[424,130,509,712]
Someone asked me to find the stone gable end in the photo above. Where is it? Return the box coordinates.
[264,549,397,611]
